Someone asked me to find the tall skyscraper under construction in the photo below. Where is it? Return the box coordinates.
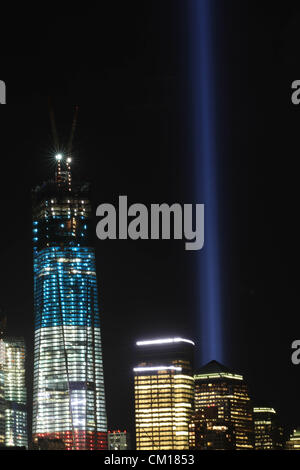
[32,112,107,449]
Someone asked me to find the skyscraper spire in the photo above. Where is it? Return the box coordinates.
[49,104,79,191]
[65,105,79,192]
[66,157,72,191]
[55,153,63,186]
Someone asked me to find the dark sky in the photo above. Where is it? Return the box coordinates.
[0,1,300,441]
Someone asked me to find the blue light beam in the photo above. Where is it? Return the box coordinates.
[189,0,224,364]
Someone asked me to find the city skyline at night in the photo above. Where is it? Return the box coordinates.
[1,0,300,455]
[0,113,299,450]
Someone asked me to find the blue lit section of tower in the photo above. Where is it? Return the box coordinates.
[32,155,107,450]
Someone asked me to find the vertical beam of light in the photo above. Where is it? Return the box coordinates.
[189,0,223,364]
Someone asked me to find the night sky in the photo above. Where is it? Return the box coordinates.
[1,1,300,443]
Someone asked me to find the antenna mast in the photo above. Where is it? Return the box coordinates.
[48,99,64,186]
[66,105,79,192]
[48,103,79,190]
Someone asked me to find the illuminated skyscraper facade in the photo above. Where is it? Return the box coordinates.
[134,338,194,450]
[3,337,27,448]
[253,407,284,450]
[32,155,107,450]
[0,327,5,446]
[108,430,131,450]
[286,428,300,450]
[190,360,254,450]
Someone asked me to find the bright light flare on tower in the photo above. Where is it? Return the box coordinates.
[55,153,63,161]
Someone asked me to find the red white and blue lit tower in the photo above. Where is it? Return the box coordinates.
[32,144,107,449]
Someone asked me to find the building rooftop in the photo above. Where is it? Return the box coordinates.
[253,407,276,414]
[197,360,232,374]
[136,337,195,347]
[195,360,244,381]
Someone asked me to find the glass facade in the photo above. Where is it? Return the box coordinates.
[134,338,194,450]
[108,430,130,450]
[32,162,107,450]
[3,337,27,448]
[190,360,254,450]
[253,407,284,450]
[286,428,300,450]
[0,337,5,445]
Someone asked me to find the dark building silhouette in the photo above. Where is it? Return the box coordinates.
[32,437,66,450]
